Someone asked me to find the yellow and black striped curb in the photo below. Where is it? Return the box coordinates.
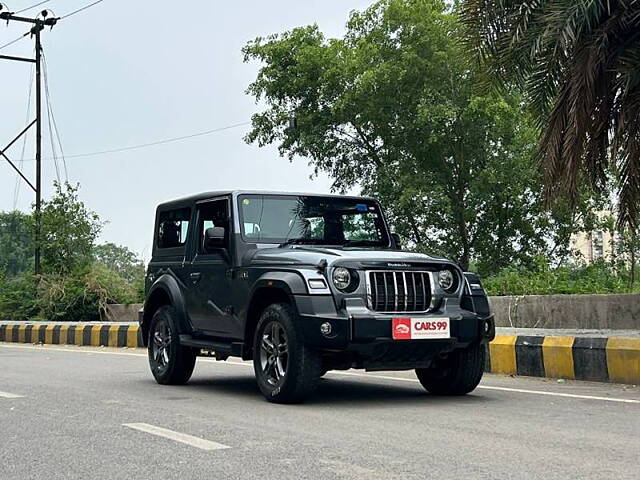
[1,323,639,385]
[0,323,143,348]
[486,335,640,385]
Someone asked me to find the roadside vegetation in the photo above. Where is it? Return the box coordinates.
[0,183,144,322]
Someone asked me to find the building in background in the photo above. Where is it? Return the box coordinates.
[570,211,617,263]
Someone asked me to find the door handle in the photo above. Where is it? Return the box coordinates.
[190,272,202,283]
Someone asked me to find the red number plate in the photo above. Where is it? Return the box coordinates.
[392,317,450,340]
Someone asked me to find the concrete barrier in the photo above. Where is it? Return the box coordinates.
[0,322,143,348]
[485,333,640,384]
[103,304,143,322]
[489,294,640,330]
[1,321,638,385]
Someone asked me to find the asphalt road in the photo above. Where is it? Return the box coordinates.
[1,343,639,480]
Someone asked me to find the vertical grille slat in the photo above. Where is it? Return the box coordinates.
[402,273,408,311]
[411,274,417,311]
[367,271,432,313]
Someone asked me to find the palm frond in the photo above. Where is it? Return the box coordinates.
[462,0,640,226]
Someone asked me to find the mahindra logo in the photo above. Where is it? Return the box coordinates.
[395,323,410,334]
[387,262,410,267]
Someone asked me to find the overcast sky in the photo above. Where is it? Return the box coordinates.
[0,0,373,259]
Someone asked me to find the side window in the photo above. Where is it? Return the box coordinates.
[197,199,229,253]
[157,208,190,249]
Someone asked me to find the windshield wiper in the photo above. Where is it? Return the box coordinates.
[278,238,322,248]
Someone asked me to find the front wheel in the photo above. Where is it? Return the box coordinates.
[253,303,322,403]
[415,344,485,395]
[148,306,196,385]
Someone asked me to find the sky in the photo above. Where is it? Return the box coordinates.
[0,0,374,260]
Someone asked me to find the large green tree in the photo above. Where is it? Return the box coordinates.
[462,0,640,226]
[243,0,584,272]
[39,182,102,275]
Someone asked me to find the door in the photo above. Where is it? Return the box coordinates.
[186,198,236,337]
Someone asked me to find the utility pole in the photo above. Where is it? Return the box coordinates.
[0,6,57,275]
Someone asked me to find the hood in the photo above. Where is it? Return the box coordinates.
[245,245,454,269]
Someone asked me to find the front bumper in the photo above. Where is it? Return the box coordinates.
[295,295,495,370]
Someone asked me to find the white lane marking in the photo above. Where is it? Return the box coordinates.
[3,343,640,405]
[123,423,230,451]
[478,385,640,404]
[0,390,24,399]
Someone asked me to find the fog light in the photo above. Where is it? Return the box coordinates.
[320,322,332,336]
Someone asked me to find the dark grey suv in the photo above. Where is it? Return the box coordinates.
[141,191,495,403]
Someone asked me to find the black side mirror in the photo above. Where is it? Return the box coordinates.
[204,227,226,252]
[391,233,402,250]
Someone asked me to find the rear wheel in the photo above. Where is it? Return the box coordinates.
[253,303,322,403]
[415,344,485,395]
[148,306,196,385]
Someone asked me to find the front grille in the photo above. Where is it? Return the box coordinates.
[367,271,432,313]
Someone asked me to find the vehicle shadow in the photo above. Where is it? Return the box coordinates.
[185,373,492,407]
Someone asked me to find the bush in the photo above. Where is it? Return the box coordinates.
[483,258,638,296]
[0,274,39,321]
[0,263,143,322]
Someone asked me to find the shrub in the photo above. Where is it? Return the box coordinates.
[0,263,143,322]
[483,259,638,296]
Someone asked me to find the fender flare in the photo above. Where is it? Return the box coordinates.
[250,270,309,297]
[142,273,192,345]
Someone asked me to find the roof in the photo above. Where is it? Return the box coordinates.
[156,190,377,210]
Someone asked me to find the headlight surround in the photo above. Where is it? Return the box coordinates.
[438,268,459,294]
[332,267,359,292]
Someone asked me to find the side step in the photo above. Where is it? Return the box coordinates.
[178,334,244,357]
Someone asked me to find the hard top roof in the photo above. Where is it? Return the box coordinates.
[156,190,377,210]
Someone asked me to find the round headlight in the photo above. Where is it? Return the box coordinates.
[332,267,351,291]
[438,269,456,292]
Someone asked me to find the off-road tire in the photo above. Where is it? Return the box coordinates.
[415,344,485,395]
[253,303,322,403]
[148,306,197,385]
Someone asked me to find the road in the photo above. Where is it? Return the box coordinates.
[1,343,639,480]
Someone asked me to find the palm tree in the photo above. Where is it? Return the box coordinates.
[461,0,640,226]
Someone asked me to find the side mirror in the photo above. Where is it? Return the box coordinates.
[391,233,402,250]
[204,227,226,252]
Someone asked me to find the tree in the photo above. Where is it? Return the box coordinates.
[0,211,33,277]
[243,0,586,272]
[93,242,145,283]
[39,182,102,275]
[461,0,640,227]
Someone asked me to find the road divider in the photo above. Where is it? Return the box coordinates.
[1,321,639,385]
[0,322,143,348]
[485,334,640,385]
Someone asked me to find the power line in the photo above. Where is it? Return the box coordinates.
[42,49,67,181]
[59,0,105,20]
[19,122,251,162]
[0,31,29,50]
[15,0,50,14]
[43,59,61,184]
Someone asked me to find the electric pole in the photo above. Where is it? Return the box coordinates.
[0,6,57,275]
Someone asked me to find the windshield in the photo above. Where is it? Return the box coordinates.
[238,194,390,247]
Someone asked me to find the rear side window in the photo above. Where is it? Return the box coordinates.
[157,208,190,248]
